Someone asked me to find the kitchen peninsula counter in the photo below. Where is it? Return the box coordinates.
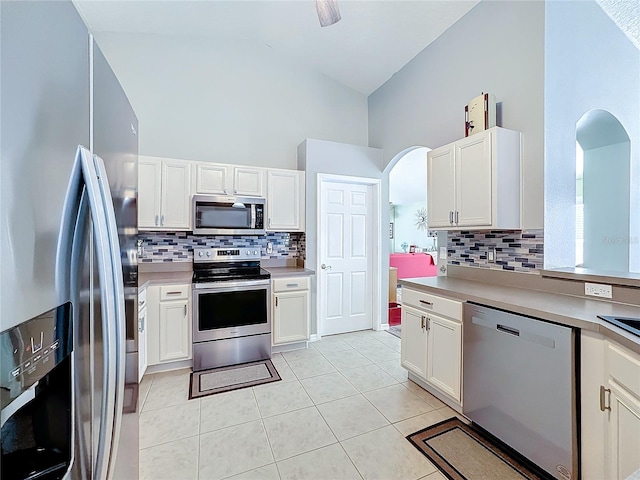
[400,276,640,354]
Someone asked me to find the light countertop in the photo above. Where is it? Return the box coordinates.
[399,276,640,354]
[263,266,315,278]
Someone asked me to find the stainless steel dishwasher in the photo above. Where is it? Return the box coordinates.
[463,303,578,480]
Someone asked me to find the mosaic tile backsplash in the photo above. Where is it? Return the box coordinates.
[448,229,544,273]
[139,232,305,263]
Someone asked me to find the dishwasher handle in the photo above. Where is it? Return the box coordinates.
[497,324,520,336]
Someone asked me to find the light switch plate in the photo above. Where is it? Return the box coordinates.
[585,282,612,299]
[487,248,496,263]
[439,246,447,260]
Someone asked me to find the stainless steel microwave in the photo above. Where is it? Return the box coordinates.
[192,195,265,235]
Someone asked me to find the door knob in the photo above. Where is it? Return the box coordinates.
[321,264,332,270]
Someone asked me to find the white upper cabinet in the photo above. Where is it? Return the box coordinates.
[267,169,305,232]
[233,167,263,197]
[195,163,229,195]
[138,156,191,230]
[194,163,264,197]
[427,127,521,230]
[138,159,162,230]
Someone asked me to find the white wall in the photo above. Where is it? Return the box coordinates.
[543,1,640,272]
[392,202,435,253]
[368,1,545,231]
[94,32,368,169]
[389,147,429,205]
[298,139,383,335]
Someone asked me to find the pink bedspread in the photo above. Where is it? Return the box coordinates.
[390,253,437,278]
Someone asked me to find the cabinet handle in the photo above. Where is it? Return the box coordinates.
[599,385,611,412]
[419,300,433,306]
[426,317,430,331]
[455,211,459,224]
[138,299,146,308]
[166,291,182,295]
[155,214,159,226]
[184,304,187,317]
[449,211,453,224]
[161,214,165,226]
[286,283,299,288]
[268,217,272,228]
[275,297,278,307]
[421,315,425,330]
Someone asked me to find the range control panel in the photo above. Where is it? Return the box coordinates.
[193,248,261,263]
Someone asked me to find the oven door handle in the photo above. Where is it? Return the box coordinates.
[193,279,271,289]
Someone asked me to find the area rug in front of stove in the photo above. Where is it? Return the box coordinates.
[189,359,280,399]
[406,418,552,480]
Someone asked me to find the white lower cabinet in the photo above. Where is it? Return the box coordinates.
[272,276,310,346]
[426,313,462,401]
[400,288,462,404]
[581,331,640,479]
[146,284,192,366]
[400,305,428,378]
[138,287,148,382]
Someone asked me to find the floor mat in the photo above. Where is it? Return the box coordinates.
[189,359,280,399]
[406,418,551,480]
[387,325,401,338]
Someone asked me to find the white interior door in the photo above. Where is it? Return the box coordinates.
[320,180,373,335]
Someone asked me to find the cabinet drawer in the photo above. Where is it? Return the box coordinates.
[159,284,190,301]
[402,288,462,320]
[606,340,640,397]
[273,277,310,292]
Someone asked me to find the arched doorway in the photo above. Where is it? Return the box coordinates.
[576,109,631,272]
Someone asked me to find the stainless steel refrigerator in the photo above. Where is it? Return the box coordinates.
[1,1,139,478]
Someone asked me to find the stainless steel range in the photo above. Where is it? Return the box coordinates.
[192,248,272,371]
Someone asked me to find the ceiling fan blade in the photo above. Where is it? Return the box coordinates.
[316,0,341,27]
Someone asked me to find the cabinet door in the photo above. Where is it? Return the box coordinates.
[273,290,309,345]
[195,163,229,195]
[138,306,148,382]
[427,145,456,228]
[267,170,304,231]
[606,382,640,479]
[159,300,191,362]
[400,305,427,379]
[426,314,462,402]
[138,158,162,229]
[234,167,263,197]
[146,286,161,366]
[456,131,492,227]
[161,160,191,229]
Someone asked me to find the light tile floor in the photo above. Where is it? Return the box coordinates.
[138,329,463,480]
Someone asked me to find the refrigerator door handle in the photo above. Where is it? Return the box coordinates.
[93,154,127,479]
[79,147,118,480]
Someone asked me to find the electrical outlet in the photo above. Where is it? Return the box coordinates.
[266,242,273,254]
[585,282,612,299]
[487,247,496,263]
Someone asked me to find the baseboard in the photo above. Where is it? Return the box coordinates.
[272,341,309,353]
[309,334,319,342]
[380,323,389,331]
[407,372,463,414]
[144,359,193,377]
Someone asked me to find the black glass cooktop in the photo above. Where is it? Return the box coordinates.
[598,316,640,337]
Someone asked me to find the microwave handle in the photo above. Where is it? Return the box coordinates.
[251,204,256,229]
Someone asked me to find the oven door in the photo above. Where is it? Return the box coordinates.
[193,280,271,342]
